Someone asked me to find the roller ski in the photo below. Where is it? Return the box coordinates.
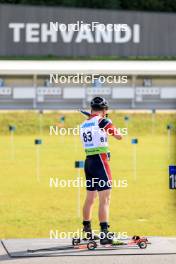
[27,235,150,253]
[72,235,151,251]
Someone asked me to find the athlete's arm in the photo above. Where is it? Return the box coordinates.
[113,133,123,140]
[105,124,122,140]
[99,118,122,140]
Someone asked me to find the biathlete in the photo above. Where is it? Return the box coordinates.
[80,97,122,245]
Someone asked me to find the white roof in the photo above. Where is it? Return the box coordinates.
[0,60,176,75]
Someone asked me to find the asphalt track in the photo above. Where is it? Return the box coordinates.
[0,237,176,264]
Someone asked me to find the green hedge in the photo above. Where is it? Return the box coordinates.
[0,0,176,12]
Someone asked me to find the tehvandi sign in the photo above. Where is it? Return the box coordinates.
[9,23,140,45]
[0,4,176,56]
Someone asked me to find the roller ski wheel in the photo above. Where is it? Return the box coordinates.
[72,237,81,246]
[138,241,147,249]
[87,241,97,250]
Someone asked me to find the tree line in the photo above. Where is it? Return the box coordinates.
[0,0,175,12]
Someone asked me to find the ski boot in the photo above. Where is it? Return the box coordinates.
[83,221,99,240]
[100,222,114,245]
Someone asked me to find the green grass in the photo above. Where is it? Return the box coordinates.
[0,112,176,238]
[0,111,175,135]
